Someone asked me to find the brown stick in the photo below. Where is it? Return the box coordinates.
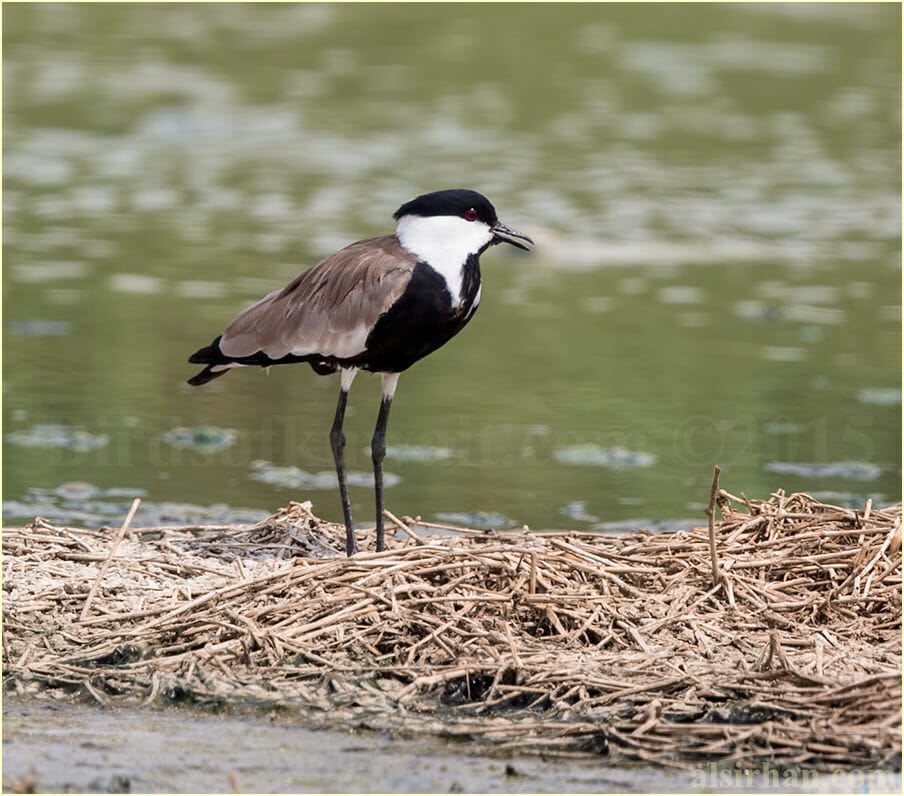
[384,509,425,545]
[79,498,141,621]
[704,465,722,586]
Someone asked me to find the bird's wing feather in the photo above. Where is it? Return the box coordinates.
[219,236,417,361]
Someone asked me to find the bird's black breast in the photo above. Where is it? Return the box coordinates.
[353,255,481,373]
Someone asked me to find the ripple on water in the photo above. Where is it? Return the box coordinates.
[163,426,237,452]
[249,460,400,490]
[553,444,657,469]
[6,424,108,452]
[766,461,883,481]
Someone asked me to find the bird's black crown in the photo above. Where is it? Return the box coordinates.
[393,189,498,226]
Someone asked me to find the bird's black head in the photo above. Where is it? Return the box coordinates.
[393,188,498,225]
[393,188,532,252]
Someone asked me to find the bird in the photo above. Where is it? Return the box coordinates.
[187,188,533,556]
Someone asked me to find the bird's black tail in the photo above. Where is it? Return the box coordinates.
[187,364,228,386]
[187,336,231,386]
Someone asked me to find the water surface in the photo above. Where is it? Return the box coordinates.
[3,3,900,531]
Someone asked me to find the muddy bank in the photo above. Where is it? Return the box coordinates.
[2,697,691,793]
[5,698,902,794]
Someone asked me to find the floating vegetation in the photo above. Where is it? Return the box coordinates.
[249,459,400,490]
[3,491,900,769]
[108,273,164,294]
[249,462,337,490]
[383,444,455,462]
[1,483,268,528]
[657,285,703,304]
[53,482,137,501]
[734,300,781,323]
[734,301,847,327]
[6,319,71,336]
[162,426,237,453]
[858,387,901,406]
[559,500,600,524]
[131,502,270,528]
[778,285,841,304]
[810,490,887,509]
[593,516,702,533]
[553,444,657,469]
[766,460,883,481]
[783,304,844,325]
[5,424,108,452]
[434,511,517,529]
[9,261,88,284]
[2,485,139,527]
[759,345,806,362]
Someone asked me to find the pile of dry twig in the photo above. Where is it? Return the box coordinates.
[2,489,901,770]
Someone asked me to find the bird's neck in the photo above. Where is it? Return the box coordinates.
[433,252,481,310]
[459,254,482,317]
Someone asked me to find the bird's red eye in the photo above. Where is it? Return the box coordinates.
[463,208,478,222]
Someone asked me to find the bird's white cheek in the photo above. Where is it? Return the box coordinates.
[396,215,491,305]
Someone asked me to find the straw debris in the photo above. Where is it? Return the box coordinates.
[3,489,900,769]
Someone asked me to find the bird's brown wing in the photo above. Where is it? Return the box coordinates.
[219,235,417,361]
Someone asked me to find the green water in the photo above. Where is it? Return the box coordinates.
[3,3,901,533]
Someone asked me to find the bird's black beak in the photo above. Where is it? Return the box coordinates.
[491,221,533,252]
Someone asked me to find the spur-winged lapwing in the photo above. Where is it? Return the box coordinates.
[188,188,533,555]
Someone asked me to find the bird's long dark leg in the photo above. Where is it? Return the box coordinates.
[372,373,399,552]
[331,369,358,556]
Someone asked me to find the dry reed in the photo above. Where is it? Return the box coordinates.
[2,488,900,770]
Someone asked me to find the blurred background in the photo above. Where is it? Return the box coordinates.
[3,2,901,532]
